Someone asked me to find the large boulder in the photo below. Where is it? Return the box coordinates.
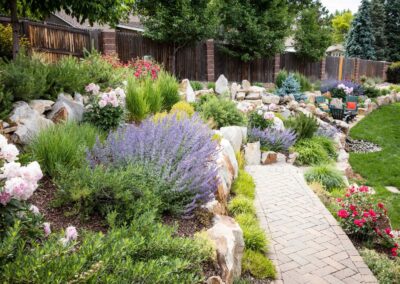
[241,80,251,91]
[376,95,391,106]
[261,151,277,165]
[272,117,285,131]
[230,82,240,100]
[195,89,214,98]
[245,92,261,100]
[262,94,280,105]
[220,138,239,179]
[244,141,261,165]
[220,126,244,153]
[179,79,196,102]
[215,75,229,95]
[47,93,85,122]
[9,102,53,144]
[29,100,55,114]
[207,215,244,284]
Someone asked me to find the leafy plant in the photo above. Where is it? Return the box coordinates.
[386,62,400,84]
[275,69,288,88]
[207,82,215,90]
[320,80,364,97]
[360,248,400,284]
[171,101,195,117]
[0,24,29,59]
[143,77,163,113]
[228,195,256,216]
[294,136,337,166]
[0,83,12,120]
[87,115,219,215]
[190,81,203,91]
[247,111,274,131]
[276,73,305,101]
[28,122,99,177]
[294,72,312,92]
[284,112,318,140]
[242,250,276,279]
[232,171,255,199]
[155,70,180,111]
[0,51,49,101]
[305,165,345,191]
[198,96,246,128]
[248,127,297,153]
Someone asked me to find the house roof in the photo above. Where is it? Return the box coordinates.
[326,44,344,53]
[49,11,144,32]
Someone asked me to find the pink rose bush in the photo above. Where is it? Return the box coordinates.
[337,83,354,95]
[83,84,125,131]
[60,225,78,245]
[337,185,398,256]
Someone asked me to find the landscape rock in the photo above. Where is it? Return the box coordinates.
[216,75,229,95]
[334,120,350,134]
[203,199,226,215]
[241,80,251,91]
[220,138,239,179]
[396,93,400,102]
[220,126,244,153]
[245,141,261,165]
[272,117,285,131]
[236,101,255,113]
[330,98,343,109]
[179,79,196,102]
[207,276,225,284]
[268,103,279,112]
[47,93,85,122]
[9,102,54,144]
[279,108,292,119]
[287,152,299,164]
[230,83,240,100]
[367,102,378,113]
[288,100,299,111]
[195,89,214,97]
[248,86,265,94]
[29,100,54,114]
[236,92,246,101]
[262,94,280,105]
[306,103,317,114]
[206,215,244,284]
[245,92,261,100]
[261,151,277,165]
[376,95,391,106]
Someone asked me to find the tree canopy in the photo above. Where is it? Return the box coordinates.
[385,0,400,61]
[370,0,387,61]
[345,0,376,60]
[294,5,332,61]
[331,10,353,44]
[214,0,291,62]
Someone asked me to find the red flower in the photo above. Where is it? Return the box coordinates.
[338,209,350,218]
[385,228,392,234]
[369,209,377,217]
[345,193,351,197]
[337,198,342,203]
[391,247,398,256]
[349,204,357,211]
[363,212,370,218]
[359,186,369,192]
[374,228,382,235]
[378,202,385,209]
[352,211,358,217]
[354,219,364,227]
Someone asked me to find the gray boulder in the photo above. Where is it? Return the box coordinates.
[47,93,85,122]
[215,75,229,95]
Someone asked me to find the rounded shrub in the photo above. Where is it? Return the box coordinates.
[228,195,256,216]
[294,137,337,166]
[305,165,345,191]
[171,101,195,117]
[242,250,276,279]
[242,224,268,251]
[284,113,318,140]
[232,171,256,199]
[235,213,259,228]
[386,62,400,84]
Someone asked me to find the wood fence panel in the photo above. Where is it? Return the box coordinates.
[325,56,339,80]
[342,58,355,80]
[359,59,385,79]
[279,53,321,81]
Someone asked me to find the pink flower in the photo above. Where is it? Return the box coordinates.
[263,112,275,120]
[4,177,31,200]
[43,222,51,237]
[85,83,100,95]
[0,191,11,206]
[378,203,385,209]
[0,162,21,179]
[19,161,43,183]
[29,204,40,215]
[1,144,19,162]
[338,209,349,218]
[391,247,398,257]
[98,99,107,108]
[359,186,369,192]
[0,134,8,148]
[363,212,370,218]
[65,226,78,241]
[336,198,342,203]
[369,209,376,217]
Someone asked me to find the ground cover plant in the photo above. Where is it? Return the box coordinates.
[360,248,400,284]
[284,112,318,140]
[294,136,337,166]
[349,103,400,227]
[305,164,345,191]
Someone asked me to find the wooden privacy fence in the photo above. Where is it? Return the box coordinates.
[0,17,100,61]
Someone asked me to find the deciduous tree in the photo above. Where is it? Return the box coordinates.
[331,10,353,44]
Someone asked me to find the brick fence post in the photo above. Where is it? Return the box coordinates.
[273,54,281,82]
[354,58,361,82]
[101,31,116,55]
[206,39,215,82]
[320,57,327,81]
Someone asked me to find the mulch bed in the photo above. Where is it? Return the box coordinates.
[29,176,107,233]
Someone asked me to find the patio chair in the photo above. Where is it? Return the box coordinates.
[345,95,358,116]
[329,105,345,120]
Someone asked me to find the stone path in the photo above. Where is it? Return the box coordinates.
[246,164,377,284]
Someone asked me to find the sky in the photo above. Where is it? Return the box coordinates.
[320,0,361,13]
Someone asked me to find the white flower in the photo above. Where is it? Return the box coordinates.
[114,87,125,99]
[98,99,107,108]
[337,84,346,90]
[19,161,43,183]
[263,112,275,120]
[0,162,21,179]
[85,83,100,95]
[257,110,263,115]
[0,134,8,148]
[4,177,31,200]
[65,226,78,241]
[29,204,40,215]
[43,222,51,236]
[1,144,19,162]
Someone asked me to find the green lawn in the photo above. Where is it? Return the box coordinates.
[349,103,400,228]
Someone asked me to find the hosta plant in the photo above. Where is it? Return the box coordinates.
[87,114,219,215]
[337,185,398,256]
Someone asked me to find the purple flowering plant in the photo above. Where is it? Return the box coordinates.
[248,127,297,153]
[320,80,364,99]
[87,114,219,215]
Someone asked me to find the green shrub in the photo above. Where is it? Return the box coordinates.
[190,81,203,91]
[171,101,195,117]
[28,122,99,177]
[83,102,124,132]
[0,82,12,119]
[247,111,273,130]
[363,86,390,98]
[294,72,312,92]
[235,213,259,228]
[0,24,29,59]
[155,71,180,111]
[0,51,49,101]
[284,112,318,140]
[0,214,213,283]
[143,77,163,113]
[275,69,288,88]
[228,195,256,216]
[199,96,246,128]
[47,56,88,96]
[294,136,337,166]
[386,62,400,84]
[232,171,256,199]
[360,248,400,284]
[305,165,345,191]
[242,250,276,279]
[242,224,268,252]
[253,82,264,87]
[55,164,161,222]
[206,82,215,90]
[126,76,150,122]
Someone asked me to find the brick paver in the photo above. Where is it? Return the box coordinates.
[246,164,377,284]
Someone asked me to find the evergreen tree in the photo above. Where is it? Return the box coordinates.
[345,0,376,59]
[294,5,332,61]
[385,0,400,61]
[215,0,291,61]
[370,0,387,60]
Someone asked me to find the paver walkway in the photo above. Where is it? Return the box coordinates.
[246,164,377,284]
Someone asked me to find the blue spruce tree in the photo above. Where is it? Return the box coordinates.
[385,0,400,61]
[345,0,376,59]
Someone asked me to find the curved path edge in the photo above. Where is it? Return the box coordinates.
[246,164,377,284]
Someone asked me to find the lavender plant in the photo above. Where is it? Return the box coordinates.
[248,127,297,153]
[320,80,364,98]
[87,114,219,215]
